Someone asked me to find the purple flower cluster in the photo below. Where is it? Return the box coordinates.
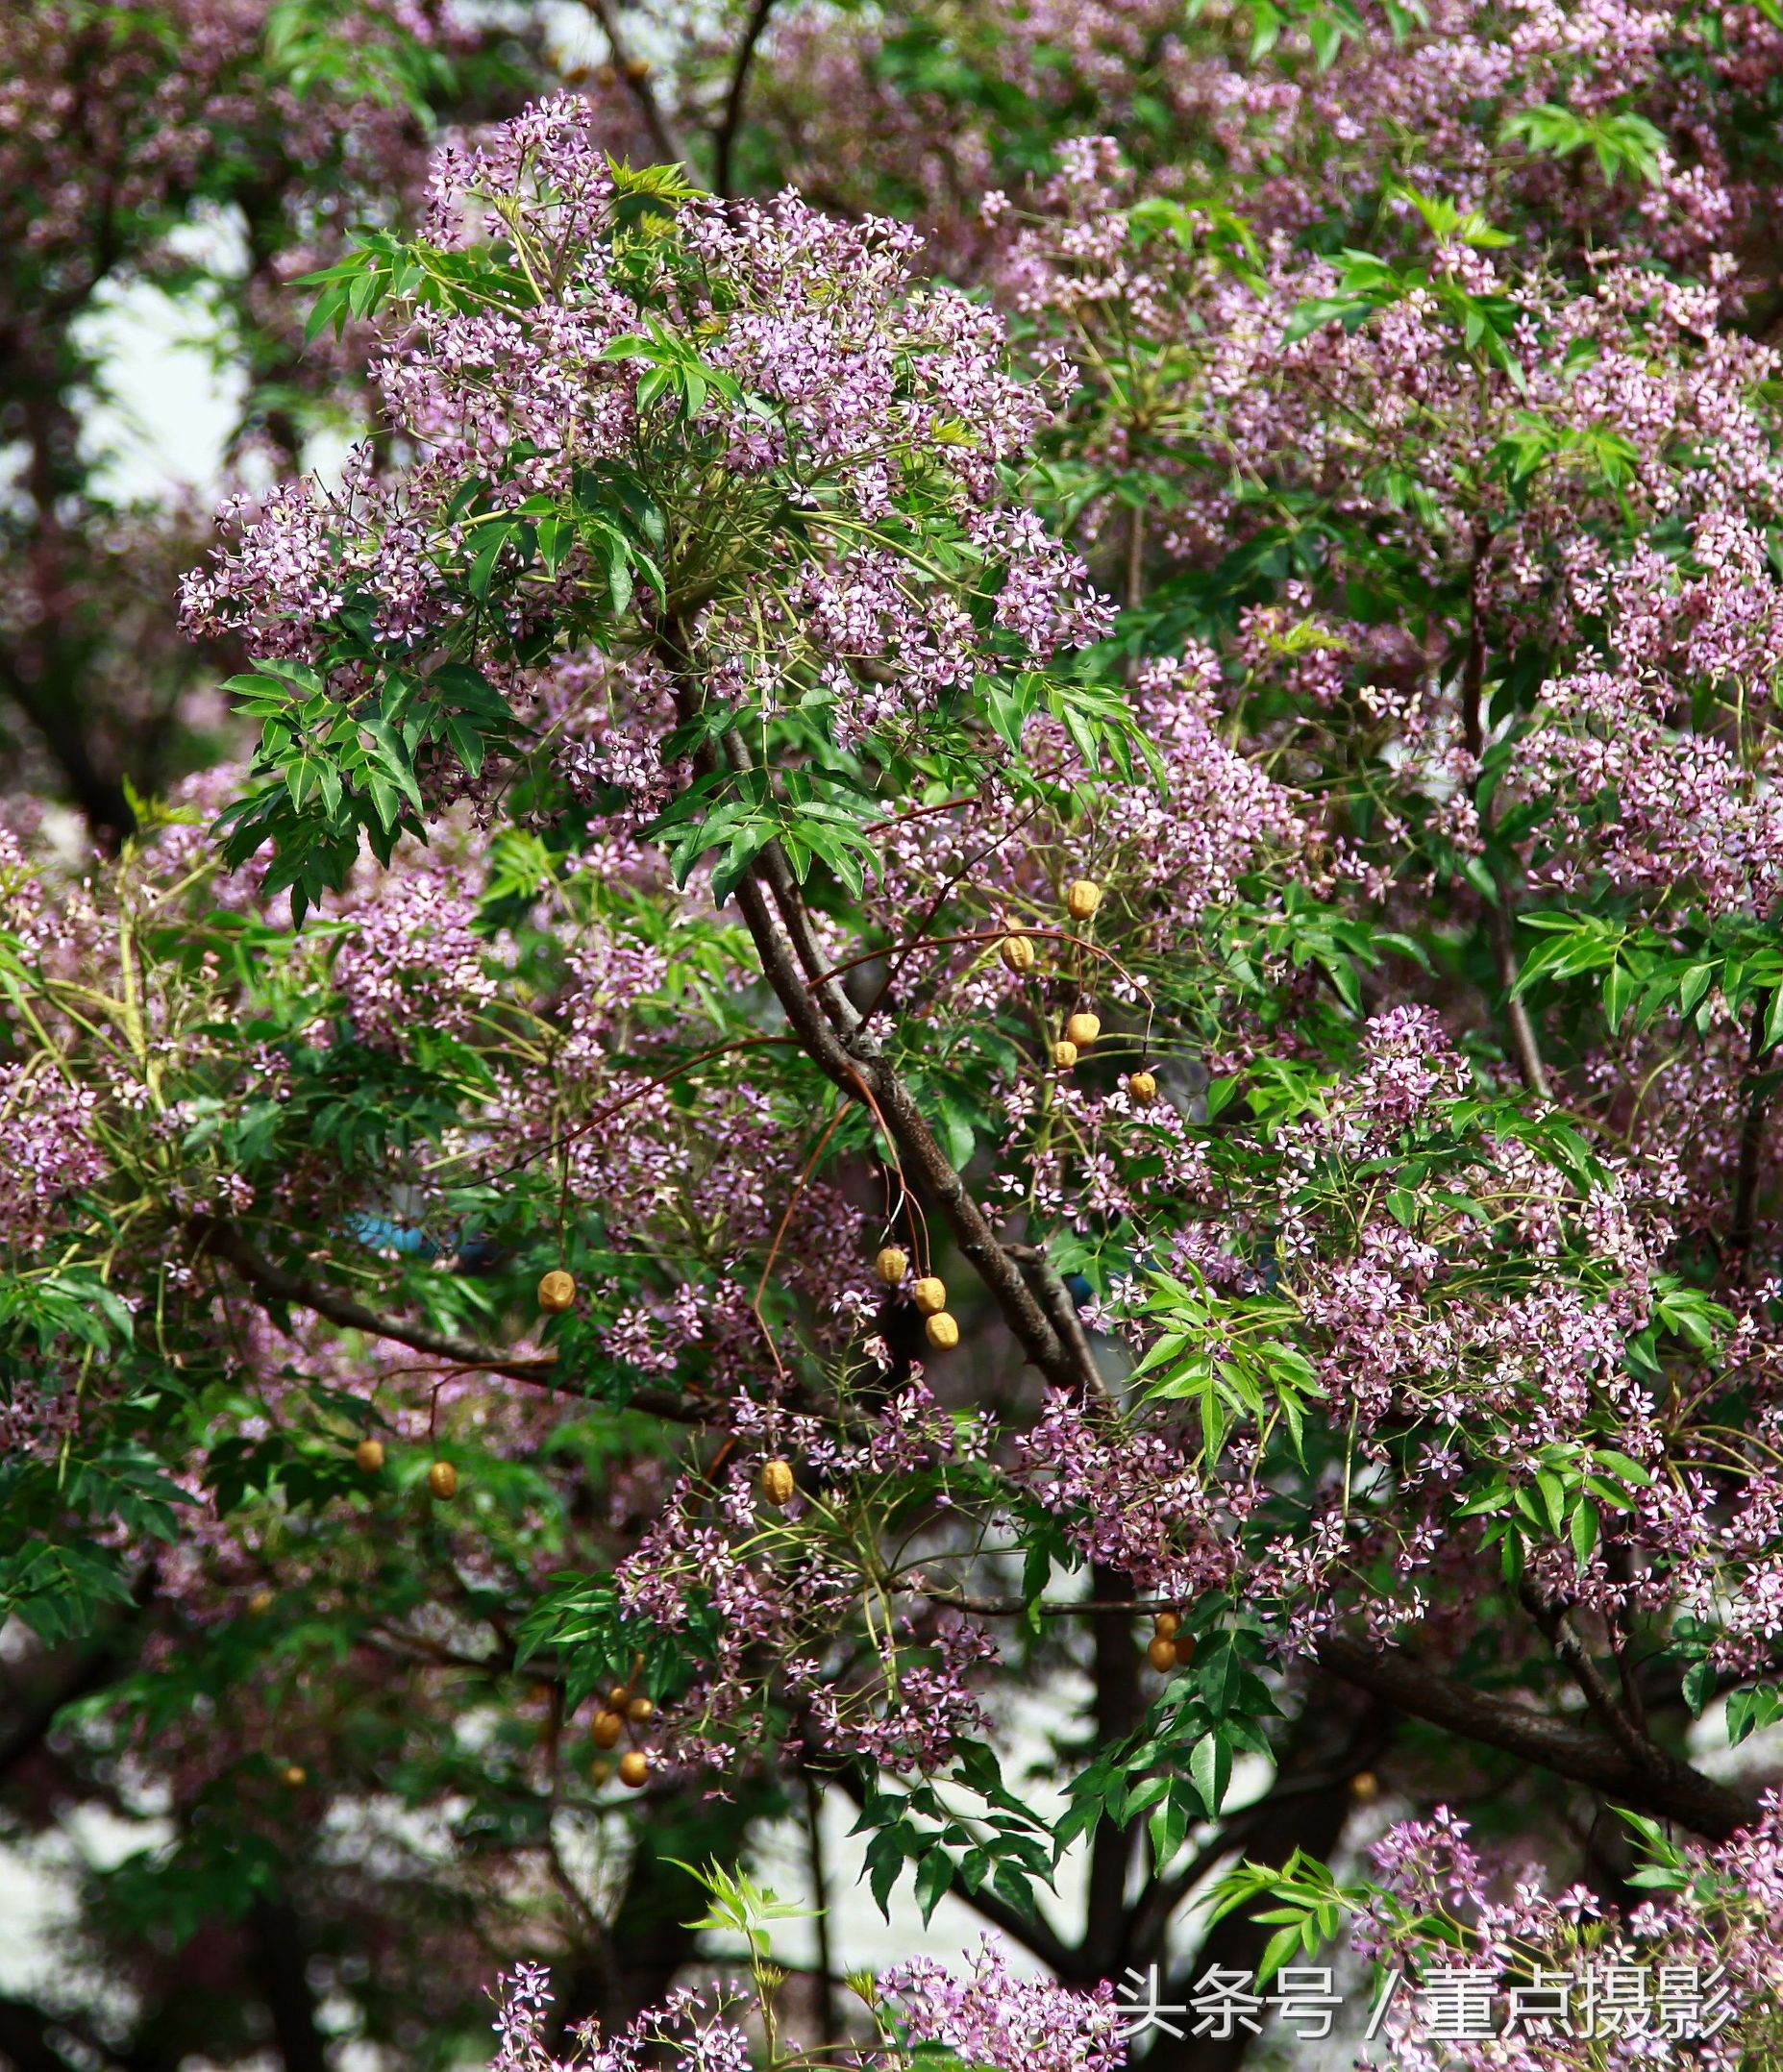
[181,94,1111,767]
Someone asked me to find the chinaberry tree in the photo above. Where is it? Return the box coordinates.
[6,2,1783,2068]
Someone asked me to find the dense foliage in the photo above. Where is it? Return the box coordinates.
[6,1,1783,2068]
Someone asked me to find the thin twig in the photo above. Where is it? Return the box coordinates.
[1460,524,1549,1099]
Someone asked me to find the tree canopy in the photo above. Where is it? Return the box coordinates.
[4,2,1783,2067]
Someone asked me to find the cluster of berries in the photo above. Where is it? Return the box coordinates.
[996,877,1158,1099]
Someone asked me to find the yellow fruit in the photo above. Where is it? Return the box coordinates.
[355,1438,385,1473]
[912,1275,947,1316]
[538,1269,577,1314]
[1147,1635,1177,1673]
[760,1458,797,1508]
[1350,1770,1380,1803]
[428,1460,458,1499]
[247,1589,275,1616]
[283,1764,308,1788]
[1152,1610,1180,1639]
[1066,878,1102,921]
[924,1311,960,1350]
[619,1750,650,1788]
[623,56,651,80]
[1128,1070,1157,1105]
[999,933,1036,975]
[608,1686,632,1709]
[591,1757,613,1786]
[1065,1011,1101,1049]
[875,1246,909,1287]
[626,1694,655,1723]
[1173,1633,1196,1666]
[1053,1040,1078,1070]
[591,1711,624,1749]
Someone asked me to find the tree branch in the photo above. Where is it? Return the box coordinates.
[1459,528,1549,1101]
[655,634,1083,1395]
[188,1217,701,1424]
[1729,989,1773,1275]
[712,0,779,201]
[1006,1241,1103,1394]
[582,0,689,167]
[1314,1635,1755,1840]
[1519,1584,1656,1773]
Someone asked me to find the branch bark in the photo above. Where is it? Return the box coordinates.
[711,0,780,201]
[251,1899,327,2072]
[1314,1635,1755,1840]
[1519,1584,1657,1774]
[655,633,1085,1396]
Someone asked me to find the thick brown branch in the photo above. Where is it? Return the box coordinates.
[1006,1241,1103,1394]
[1315,1636,1755,1840]
[1084,1561,1142,1977]
[712,0,779,200]
[657,644,1080,1394]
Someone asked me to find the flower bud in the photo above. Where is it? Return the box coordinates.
[1053,1040,1078,1070]
[1127,1070,1157,1105]
[912,1275,948,1316]
[999,933,1036,974]
[538,1269,577,1314]
[875,1246,909,1286]
[924,1311,960,1350]
[428,1459,458,1500]
[355,1438,385,1473]
[1065,1011,1101,1049]
[760,1458,797,1507]
[1066,879,1102,921]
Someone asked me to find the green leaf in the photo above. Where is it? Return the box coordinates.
[1188,1730,1232,1817]
[913,1847,953,1923]
[1682,1658,1717,1717]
